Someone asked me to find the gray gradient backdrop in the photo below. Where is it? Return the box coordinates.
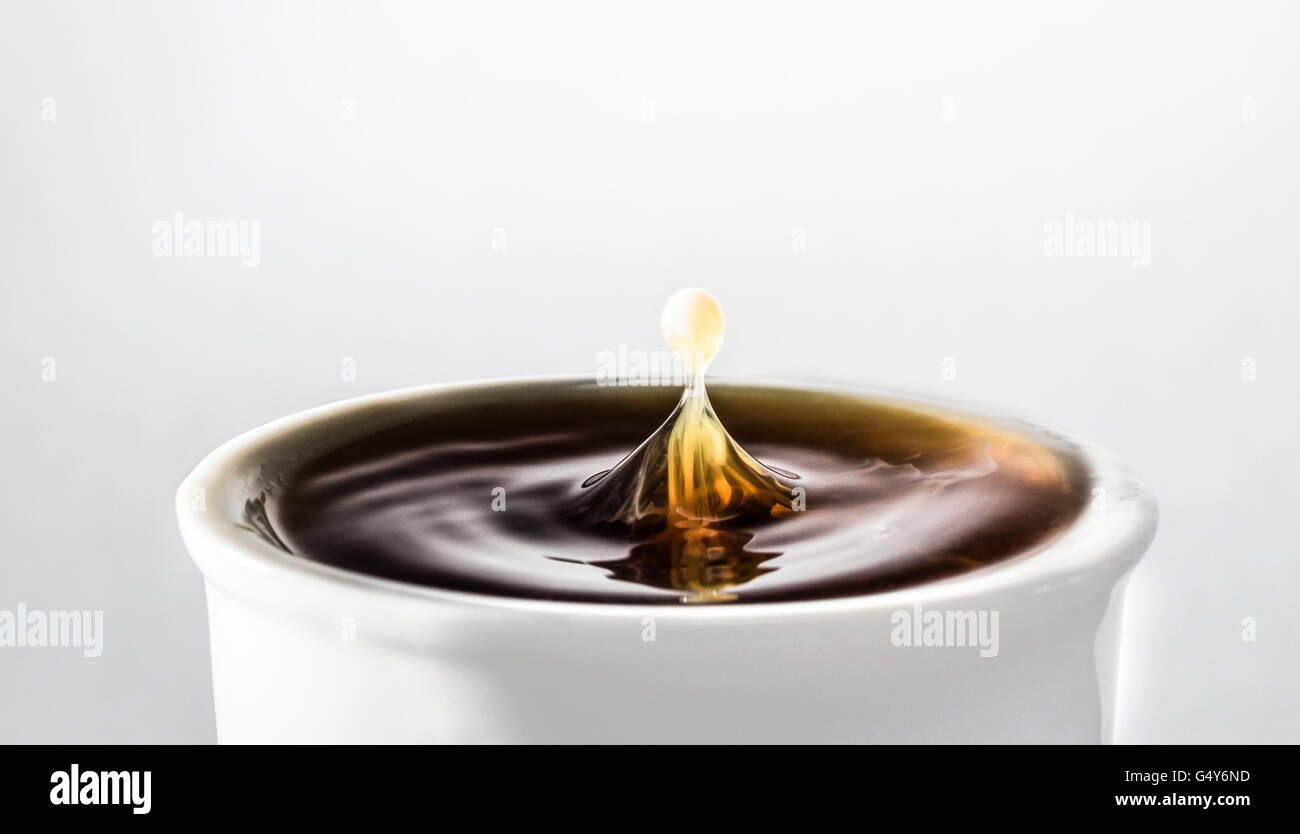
[1,1,1297,742]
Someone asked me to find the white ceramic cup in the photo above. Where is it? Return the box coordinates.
[177,377,1157,743]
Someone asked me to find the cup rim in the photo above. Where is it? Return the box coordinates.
[176,374,1159,620]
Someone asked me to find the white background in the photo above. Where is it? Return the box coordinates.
[1,0,1296,742]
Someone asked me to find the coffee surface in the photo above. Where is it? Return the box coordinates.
[263,383,1089,604]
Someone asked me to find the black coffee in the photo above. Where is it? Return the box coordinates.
[261,380,1089,604]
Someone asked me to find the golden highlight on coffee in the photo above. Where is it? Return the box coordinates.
[266,291,1088,604]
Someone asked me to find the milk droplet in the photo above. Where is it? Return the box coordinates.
[662,288,725,377]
